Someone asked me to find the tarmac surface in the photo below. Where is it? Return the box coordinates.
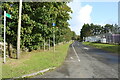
[34,41,119,78]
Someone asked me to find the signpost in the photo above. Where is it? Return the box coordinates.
[4,11,11,63]
[52,23,56,52]
[4,11,6,63]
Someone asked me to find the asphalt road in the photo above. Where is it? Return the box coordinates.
[34,41,119,78]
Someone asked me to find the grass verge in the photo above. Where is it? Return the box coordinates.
[82,42,120,54]
[2,42,72,78]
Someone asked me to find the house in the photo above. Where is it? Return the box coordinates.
[85,33,120,44]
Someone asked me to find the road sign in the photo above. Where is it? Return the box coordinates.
[6,13,11,18]
[52,23,56,26]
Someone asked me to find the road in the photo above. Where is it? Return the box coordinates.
[34,41,119,78]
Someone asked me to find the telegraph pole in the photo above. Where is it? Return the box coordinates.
[17,0,22,59]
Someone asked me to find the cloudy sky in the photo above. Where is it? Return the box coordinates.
[67,0,118,35]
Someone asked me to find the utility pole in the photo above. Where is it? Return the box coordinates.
[17,0,22,59]
[4,11,6,63]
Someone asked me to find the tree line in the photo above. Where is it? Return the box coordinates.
[0,2,76,58]
[80,23,119,41]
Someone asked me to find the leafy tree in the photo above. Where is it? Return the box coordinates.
[1,2,74,58]
[80,23,118,41]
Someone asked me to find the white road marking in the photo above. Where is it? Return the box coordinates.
[83,47,89,50]
[72,43,80,62]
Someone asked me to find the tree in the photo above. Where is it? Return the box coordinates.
[1,2,73,58]
[80,23,117,41]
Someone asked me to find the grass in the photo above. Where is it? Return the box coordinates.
[83,42,120,54]
[2,42,72,78]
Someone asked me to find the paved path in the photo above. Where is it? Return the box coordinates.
[34,41,119,78]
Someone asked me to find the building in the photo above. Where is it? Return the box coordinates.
[85,33,120,44]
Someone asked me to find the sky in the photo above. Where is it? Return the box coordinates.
[67,0,118,35]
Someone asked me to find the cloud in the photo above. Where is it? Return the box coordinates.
[78,5,92,24]
[67,1,81,35]
[68,2,93,35]
[76,5,93,34]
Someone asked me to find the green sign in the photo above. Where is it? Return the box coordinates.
[6,13,11,18]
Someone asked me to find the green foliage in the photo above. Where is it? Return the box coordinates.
[0,24,3,41]
[80,23,118,41]
[1,2,74,52]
